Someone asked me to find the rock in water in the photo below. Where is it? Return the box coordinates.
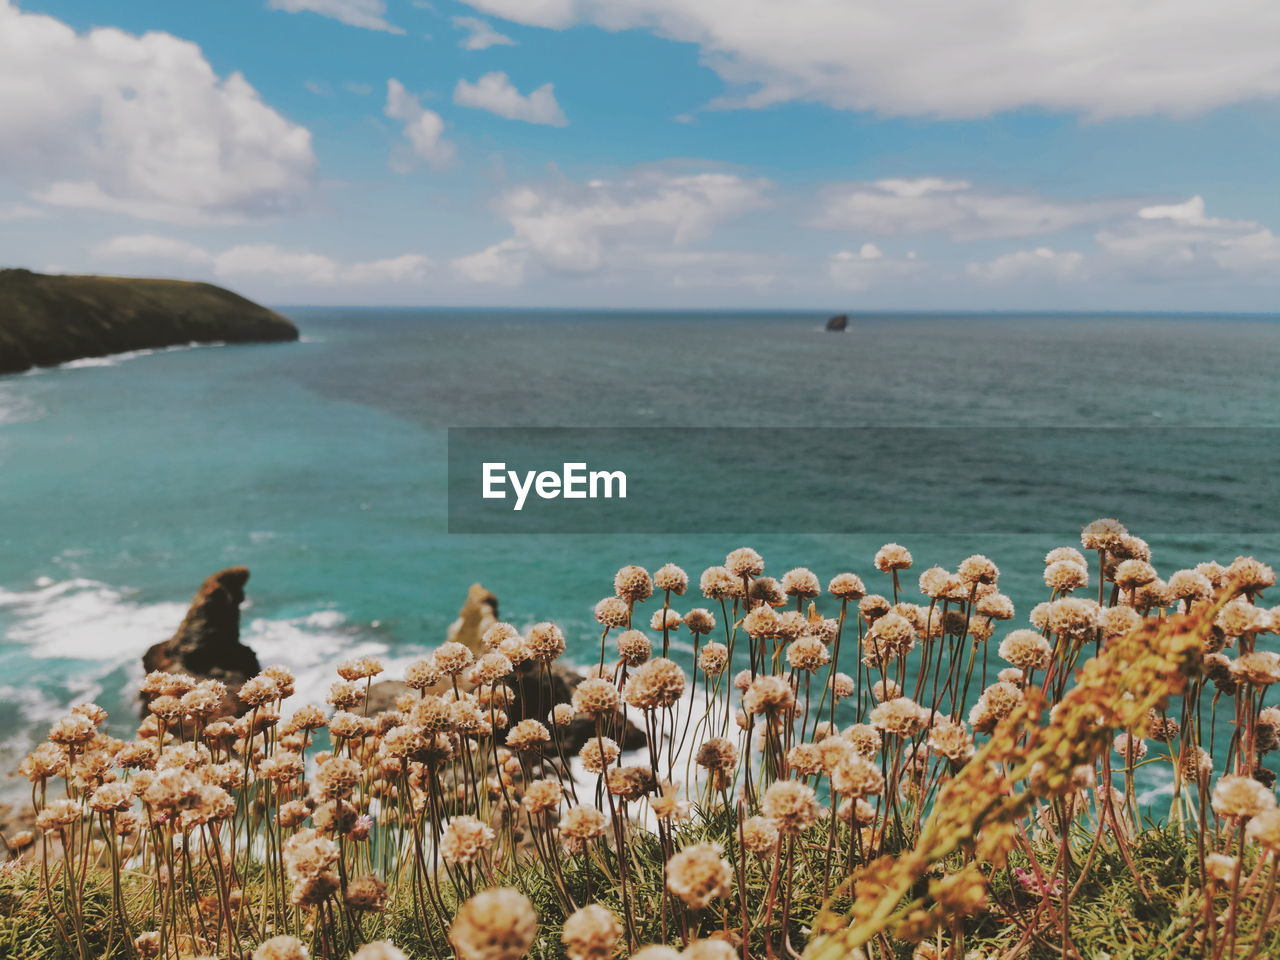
[826,313,848,331]
[142,566,262,716]
[0,268,298,374]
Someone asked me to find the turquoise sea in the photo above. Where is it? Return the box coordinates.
[3,309,1280,797]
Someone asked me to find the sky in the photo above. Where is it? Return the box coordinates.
[1,0,1279,310]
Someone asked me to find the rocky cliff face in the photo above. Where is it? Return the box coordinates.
[141,566,262,716]
[0,268,298,374]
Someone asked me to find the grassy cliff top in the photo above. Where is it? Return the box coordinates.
[0,268,298,374]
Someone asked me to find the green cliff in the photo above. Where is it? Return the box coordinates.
[0,268,298,374]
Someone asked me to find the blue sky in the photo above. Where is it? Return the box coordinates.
[2,0,1279,309]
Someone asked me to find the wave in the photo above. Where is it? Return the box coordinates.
[0,386,45,425]
[56,341,227,370]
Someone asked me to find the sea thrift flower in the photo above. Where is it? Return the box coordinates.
[874,543,913,572]
[781,567,821,599]
[560,805,607,841]
[683,608,716,634]
[253,936,309,960]
[562,905,622,960]
[725,547,764,578]
[743,675,795,716]
[666,842,733,908]
[572,678,620,717]
[761,780,819,834]
[1212,776,1276,820]
[506,719,551,751]
[741,815,779,853]
[999,630,1052,671]
[697,642,728,675]
[450,888,539,960]
[440,816,496,864]
[578,737,620,773]
[654,563,689,594]
[1245,808,1280,850]
[614,565,653,602]
[594,597,630,628]
[623,658,686,709]
[828,572,866,599]
[350,944,407,960]
[700,566,741,599]
[1081,517,1128,551]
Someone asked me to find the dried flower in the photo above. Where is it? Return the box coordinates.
[450,888,538,960]
[666,842,733,908]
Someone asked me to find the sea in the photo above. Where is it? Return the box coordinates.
[3,308,1279,801]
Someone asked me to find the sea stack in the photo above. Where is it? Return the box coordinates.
[0,268,298,374]
[826,313,849,331]
[141,566,262,717]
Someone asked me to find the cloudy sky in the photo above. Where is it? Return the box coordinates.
[3,0,1280,310]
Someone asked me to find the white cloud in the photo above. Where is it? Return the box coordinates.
[453,72,568,126]
[0,202,43,222]
[451,169,768,283]
[91,234,432,285]
[0,1,315,224]
[385,79,455,167]
[92,234,214,265]
[966,246,1085,283]
[459,0,1280,119]
[267,0,403,33]
[1096,196,1280,281]
[816,178,1130,240]
[453,16,517,49]
[827,244,920,291]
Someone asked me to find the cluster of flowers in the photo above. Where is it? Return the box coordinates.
[11,517,1280,959]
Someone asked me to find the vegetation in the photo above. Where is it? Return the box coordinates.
[0,267,297,374]
[4,518,1280,959]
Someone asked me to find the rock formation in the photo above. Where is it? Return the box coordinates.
[826,313,848,331]
[141,566,261,716]
[0,268,298,375]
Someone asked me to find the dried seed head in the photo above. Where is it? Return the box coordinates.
[562,905,622,960]
[450,887,539,960]
[654,563,689,594]
[666,842,733,908]
[614,565,653,602]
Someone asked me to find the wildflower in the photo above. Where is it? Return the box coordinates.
[450,888,539,960]
[88,782,133,813]
[623,658,686,709]
[523,778,563,815]
[561,804,608,842]
[1211,776,1276,820]
[652,781,691,822]
[870,697,926,737]
[831,672,855,700]
[614,565,653,602]
[831,754,884,797]
[562,905,623,960]
[283,829,339,882]
[1081,517,1128,551]
[1245,808,1280,850]
[666,842,733,908]
[874,543,913,572]
[1100,605,1141,641]
[315,756,361,800]
[579,737,620,773]
[435,642,475,676]
[650,608,682,632]
[507,719,552,751]
[1044,561,1088,592]
[351,944,407,960]
[742,675,795,716]
[741,815,779,853]
[631,949,680,960]
[346,875,389,912]
[48,712,96,746]
[698,642,729,675]
[871,679,901,702]
[1045,546,1087,567]
[1113,559,1157,591]
[405,658,443,690]
[327,681,365,710]
[1228,555,1276,593]
[594,597,631,628]
[1113,733,1147,764]
[788,742,823,776]
[1235,650,1280,685]
[695,737,738,772]
[725,547,764,578]
[441,816,496,864]
[958,554,999,585]
[550,703,574,726]
[36,799,82,832]
[999,630,1052,671]
[573,678,621,717]
[612,630,649,667]
[864,612,915,665]
[828,572,867,600]
[787,636,829,671]
[606,765,655,801]
[761,780,819,834]
[471,651,514,685]
[1203,852,1237,882]
[843,723,882,758]
[134,932,163,958]
[927,717,975,762]
[700,566,742,599]
[742,604,780,637]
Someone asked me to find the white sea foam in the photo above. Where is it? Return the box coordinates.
[0,386,45,425]
[55,342,227,371]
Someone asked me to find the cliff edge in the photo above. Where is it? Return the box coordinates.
[0,268,298,374]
